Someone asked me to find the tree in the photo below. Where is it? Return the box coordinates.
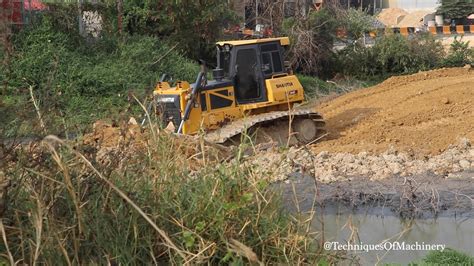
[122,0,237,60]
[283,6,342,77]
[437,0,474,20]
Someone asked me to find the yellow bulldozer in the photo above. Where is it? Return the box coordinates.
[153,37,326,145]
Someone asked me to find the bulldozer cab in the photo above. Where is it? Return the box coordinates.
[215,37,289,104]
[153,36,312,137]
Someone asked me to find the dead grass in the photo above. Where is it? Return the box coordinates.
[0,122,333,264]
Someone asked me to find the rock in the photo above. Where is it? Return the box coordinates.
[463,64,471,69]
[451,163,462,172]
[319,173,335,183]
[358,151,368,159]
[287,150,298,160]
[359,167,370,176]
[317,151,329,159]
[342,154,355,163]
[388,162,402,175]
[459,160,471,170]
[447,173,461,179]
[128,117,138,125]
[459,138,471,149]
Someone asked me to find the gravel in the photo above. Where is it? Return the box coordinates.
[245,138,474,183]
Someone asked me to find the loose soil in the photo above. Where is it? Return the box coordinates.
[313,67,474,156]
[377,8,409,27]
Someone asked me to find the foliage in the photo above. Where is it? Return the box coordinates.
[437,0,474,20]
[1,132,326,264]
[422,248,474,265]
[341,9,376,40]
[283,7,341,77]
[443,37,474,67]
[1,16,198,138]
[121,0,236,60]
[337,34,445,78]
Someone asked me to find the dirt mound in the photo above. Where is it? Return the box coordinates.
[377,8,409,27]
[81,120,229,170]
[397,10,431,27]
[313,67,474,156]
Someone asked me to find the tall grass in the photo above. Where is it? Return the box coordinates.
[0,125,330,264]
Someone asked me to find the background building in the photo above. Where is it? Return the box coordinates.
[382,0,440,11]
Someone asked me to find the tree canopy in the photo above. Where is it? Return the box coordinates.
[437,0,474,20]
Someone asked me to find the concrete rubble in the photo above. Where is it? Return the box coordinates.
[246,138,474,183]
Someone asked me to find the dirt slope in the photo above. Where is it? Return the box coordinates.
[313,67,474,156]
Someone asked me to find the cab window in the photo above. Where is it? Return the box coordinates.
[235,48,260,101]
[260,43,283,77]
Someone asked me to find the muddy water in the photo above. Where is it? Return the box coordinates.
[276,175,474,264]
[313,208,474,264]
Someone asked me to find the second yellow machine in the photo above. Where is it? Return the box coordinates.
[153,37,325,144]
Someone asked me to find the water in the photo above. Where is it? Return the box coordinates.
[313,208,474,264]
[276,175,474,264]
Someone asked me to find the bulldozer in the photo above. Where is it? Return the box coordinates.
[153,37,326,145]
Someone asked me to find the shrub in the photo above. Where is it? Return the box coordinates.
[1,16,198,137]
[283,7,340,77]
[337,34,445,78]
[443,37,474,67]
[373,34,444,74]
[423,248,474,265]
[298,74,339,98]
[341,9,376,40]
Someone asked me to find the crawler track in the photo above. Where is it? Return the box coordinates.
[204,108,326,144]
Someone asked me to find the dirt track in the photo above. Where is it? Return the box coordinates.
[313,67,474,156]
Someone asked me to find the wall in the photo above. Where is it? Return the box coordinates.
[382,0,440,10]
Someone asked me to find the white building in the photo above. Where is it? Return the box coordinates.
[382,0,440,11]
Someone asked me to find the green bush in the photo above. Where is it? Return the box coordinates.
[337,34,445,79]
[422,248,474,265]
[342,9,376,40]
[298,74,338,98]
[283,7,340,77]
[1,16,198,137]
[443,37,474,67]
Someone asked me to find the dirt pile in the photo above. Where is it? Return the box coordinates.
[81,120,229,170]
[377,8,409,27]
[396,10,431,27]
[313,67,474,156]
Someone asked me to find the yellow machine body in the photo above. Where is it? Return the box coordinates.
[153,37,306,135]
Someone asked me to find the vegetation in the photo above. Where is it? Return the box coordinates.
[0,127,332,264]
[120,0,236,60]
[1,2,473,264]
[443,37,474,67]
[437,0,474,20]
[336,33,473,79]
[414,248,474,265]
[1,13,198,138]
[342,8,377,40]
[283,7,341,78]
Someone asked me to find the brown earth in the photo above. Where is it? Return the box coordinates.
[80,121,230,171]
[312,67,474,156]
[377,8,408,27]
